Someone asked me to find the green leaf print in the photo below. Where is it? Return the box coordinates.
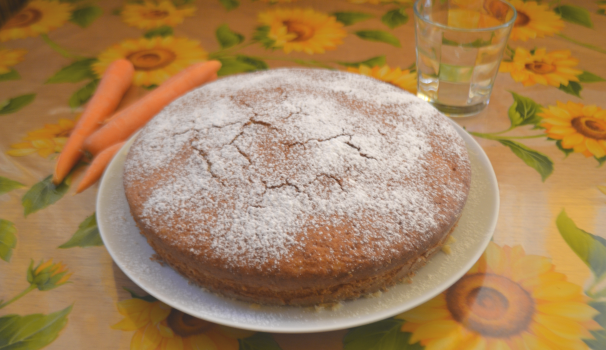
[253,26,275,49]
[144,26,174,38]
[555,5,593,28]
[0,219,17,262]
[337,55,387,68]
[46,58,97,84]
[585,301,606,349]
[239,333,282,350]
[498,140,553,181]
[0,69,20,82]
[507,92,543,128]
[558,81,582,98]
[0,176,26,195]
[69,79,99,108]
[22,174,73,217]
[344,318,422,350]
[577,71,605,83]
[216,24,244,49]
[355,30,401,47]
[332,12,374,26]
[123,287,157,302]
[59,213,103,248]
[557,210,606,284]
[553,139,574,157]
[217,56,267,76]
[381,8,409,29]
[0,94,36,115]
[70,6,103,28]
[0,305,72,350]
[218,0,239,11]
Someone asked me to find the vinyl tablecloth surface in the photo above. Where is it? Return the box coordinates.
[1,0,606,349]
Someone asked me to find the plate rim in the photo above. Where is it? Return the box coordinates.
[97,121,499,333]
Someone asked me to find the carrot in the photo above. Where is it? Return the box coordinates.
[75,142,125,193]
[53,59,134,184]
[84,60,222,156]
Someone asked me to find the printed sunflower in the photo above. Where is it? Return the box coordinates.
[113,298,254,350]
[347,65,416,94]
[499,48,582,87]
[0,0,73,42]
[508,0,564,42]
[93,36,207,87]
[256,8,347,55]
[121,1,196,30]
[397,242,601,350]
[0,48,27,74]
[7,117,77,158]
[540,101,606,159]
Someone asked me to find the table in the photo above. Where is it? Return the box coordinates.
[1,0,605,349]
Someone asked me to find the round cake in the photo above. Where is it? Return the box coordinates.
[123,68,471,306]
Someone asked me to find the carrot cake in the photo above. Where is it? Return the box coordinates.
[123,68,472,306]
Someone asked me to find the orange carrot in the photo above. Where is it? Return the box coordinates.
[84,60,222,156]
[75,142,125,193]
[53,59,134,184]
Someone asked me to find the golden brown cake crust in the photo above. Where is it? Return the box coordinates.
[123,69,471,306]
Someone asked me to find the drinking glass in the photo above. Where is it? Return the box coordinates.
[413,0,516,117]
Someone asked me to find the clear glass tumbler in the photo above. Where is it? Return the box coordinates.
[414,0,516,117]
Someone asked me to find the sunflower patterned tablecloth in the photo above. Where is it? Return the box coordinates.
[1,0,606,349]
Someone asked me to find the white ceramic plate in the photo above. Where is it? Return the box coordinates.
[97,121,499,333]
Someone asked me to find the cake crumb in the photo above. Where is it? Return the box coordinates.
[150,254,166,266]
[329,302,343,311]
[442,245,452,255]
[364,291,382,298]
[446,235,457,244]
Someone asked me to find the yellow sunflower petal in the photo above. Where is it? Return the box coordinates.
[547,126,576,135]
[520,331,560,350]
[573,142,588,155]
[532,280,582,301]
[462,335,486,350]
[205,328,240,350]
[423,328,465,350]
[158,322,175,338]
[485,241,506,275]
[409,320,460,343]
[530,321,589,350]
[486,338,511,350]
[130,328,145,350]
[534,313,594,339]
[117,299,153,316]
[541,117,571,127]
[187,334,218,350]
[397,307,451,323]
[586,138,606,158]
[6,148,37,156]
[139,323,164,350]
[150,302,171,324]
[561,133,585,149]
[164,335,184,350]
[512,255,552,282]
[537,301,599,321]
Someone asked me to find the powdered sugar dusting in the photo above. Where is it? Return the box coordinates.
[123,69,470,269]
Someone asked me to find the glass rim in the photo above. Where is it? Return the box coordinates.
[413,0,518,33]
